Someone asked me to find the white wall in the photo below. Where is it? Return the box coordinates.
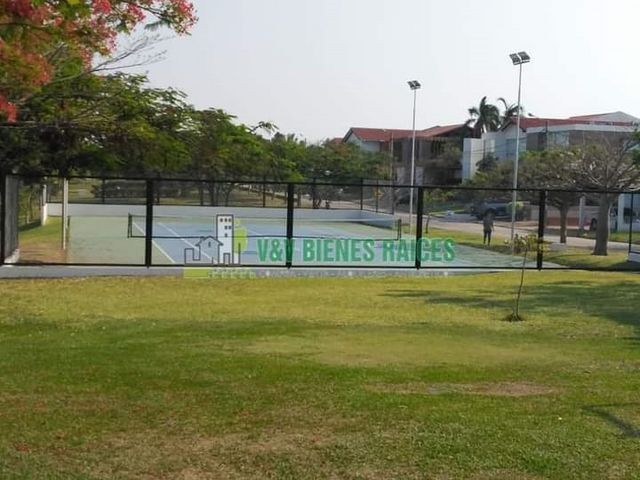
[345,134,381,153]
[461,138,483,180]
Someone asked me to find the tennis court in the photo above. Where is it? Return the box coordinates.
[60,208,548,269]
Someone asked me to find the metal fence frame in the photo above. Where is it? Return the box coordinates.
[0,174,19,264]
[2,173,639,271]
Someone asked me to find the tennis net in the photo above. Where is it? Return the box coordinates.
[127,213,402,240]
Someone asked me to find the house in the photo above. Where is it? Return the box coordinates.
[461,111,640,180]
[343,124,473,185]
[184,235,222,264]
[183,214,239,265]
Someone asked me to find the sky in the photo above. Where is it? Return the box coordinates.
[129,0,640,142]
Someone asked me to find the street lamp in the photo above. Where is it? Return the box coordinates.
[508,51,530,251]
[407,80,421,233]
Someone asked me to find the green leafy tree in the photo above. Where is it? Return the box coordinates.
[2,72,195,176]
[497,97,524,129]
[466,96,500,138]
[571,136,640,255]
[520,148,582,244]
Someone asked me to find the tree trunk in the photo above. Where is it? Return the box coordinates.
[593,196,612,256]
[559,204,569,244]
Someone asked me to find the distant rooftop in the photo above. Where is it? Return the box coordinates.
[504,111,639,131]
[345,124,468,143]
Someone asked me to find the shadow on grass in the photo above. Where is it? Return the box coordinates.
[18,220,42,232]
[383,280,640,331]
[583,404,640,438]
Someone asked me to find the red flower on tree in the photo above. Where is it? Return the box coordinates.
[0,0,197,122]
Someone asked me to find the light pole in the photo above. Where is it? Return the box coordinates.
[508,51,530,251]
[407,80,421,233]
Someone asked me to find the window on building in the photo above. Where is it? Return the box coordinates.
[548,132,570,147]
[430,141,444,157]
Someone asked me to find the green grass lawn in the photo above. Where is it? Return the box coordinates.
[1,272,640,479]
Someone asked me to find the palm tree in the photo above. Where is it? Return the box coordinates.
[467,96,500,138]
[497,98,524,128]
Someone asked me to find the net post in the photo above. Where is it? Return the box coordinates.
[360,178,364,210]
[286,183,295,268]
[0,172,6,265]
[628,192,635,254]
[415,186,424,269]
[144,179,154,267]
[536,189,546,270]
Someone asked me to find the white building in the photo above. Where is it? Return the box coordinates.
[462,111,640,180]
[461,111,640,236]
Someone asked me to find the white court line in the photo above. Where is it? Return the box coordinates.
[157,222,214,261]
[131,221,176,264]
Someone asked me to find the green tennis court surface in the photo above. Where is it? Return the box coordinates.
[64,214,552,269]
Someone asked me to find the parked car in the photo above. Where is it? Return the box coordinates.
[472,200,528,221]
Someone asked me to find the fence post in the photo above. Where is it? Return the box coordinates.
[628,193,635,254]
[375,179,379,213]
[61,177,68,251]
[144,179,154,267]
[0,173,6,265]
[262,177,267,208]
[285,183,295,268]
[311,178,317,209]
[536,189,547,270]
[101,178,106,204]
[415,186,424,269]
[360,178,364,210]
[391,178,396,215]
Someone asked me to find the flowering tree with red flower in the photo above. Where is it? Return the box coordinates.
[0,0,196,121]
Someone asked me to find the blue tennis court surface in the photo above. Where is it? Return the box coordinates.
[126,215,546,269]
[65,213,552,269]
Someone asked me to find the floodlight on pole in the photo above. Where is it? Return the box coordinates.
[508,51,530,252]
[407,80,421,234]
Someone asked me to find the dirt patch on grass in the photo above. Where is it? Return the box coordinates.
[367,381,558,397]
[18,241,67,264]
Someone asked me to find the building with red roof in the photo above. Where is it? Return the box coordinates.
[343,124,473,185]
[461,111,639,180]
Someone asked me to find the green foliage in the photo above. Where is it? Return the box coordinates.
[4,71,386,184]
[510,233,541,255]
[467,96,500,137]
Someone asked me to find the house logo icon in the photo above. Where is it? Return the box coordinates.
[183,214,243,265]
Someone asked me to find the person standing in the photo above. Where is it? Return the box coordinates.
[483,211,494,246]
